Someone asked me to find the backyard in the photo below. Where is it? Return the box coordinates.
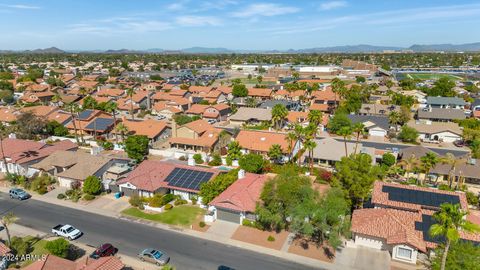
[122,205,205,226]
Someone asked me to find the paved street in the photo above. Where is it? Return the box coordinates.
[0,192,322,270]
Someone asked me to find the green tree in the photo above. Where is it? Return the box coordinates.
[126,88,135,120]
[355,76,366,83]
[334,154,382,208]
[125,135,149,163]
[352,123,365,155]
[337,126,352,156]
[268,144,283,163]
[227,141,242,160]
[327,113,351,134]
[381,153,396,167]
[429,203,480,270]
[104,101,119,143]
[0,212,17,247]
[271,104,288,130]
[232,83,248,97]
[46,120,68,136]
[193,153,204,164]
[398,125,418,143]
[426,77,456,97]
[199,169,239,204]
[303,139,317,173]
[82,95,98,110]
[431,241,480,270]
[45,238,70,258]
[420,152,439,184]
[307,110,323,126]
[14,112,47,140]
[83,175,102,195]
[239,153,265,173]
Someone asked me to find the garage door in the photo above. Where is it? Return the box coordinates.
[217,208,241,224]
[58,178,73,188]
[369,129,387,137]
[121,187,138,197]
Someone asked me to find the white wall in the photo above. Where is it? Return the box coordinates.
[392,244,418,264]
[431,131,461,143]
[354,234,384,250]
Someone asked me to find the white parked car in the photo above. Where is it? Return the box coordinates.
[52,224,82,240]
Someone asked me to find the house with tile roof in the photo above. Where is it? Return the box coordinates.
[120,119,170,143]
[114,160,219,200]
[347,115,392,137]
[169,119,221,153]
[23,253,124,270]
[351,181,479,264]
[0,241,11,270]
[228,107,272,126]
[0,107,19,125]
[235,130,297,162]
[210,171,270,224]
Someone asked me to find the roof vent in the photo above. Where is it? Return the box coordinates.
[238,169,246,179]
[260,137,266,141]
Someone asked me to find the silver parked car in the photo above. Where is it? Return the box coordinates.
[138,248,170,266]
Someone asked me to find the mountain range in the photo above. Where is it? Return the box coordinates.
[2,43,480,54]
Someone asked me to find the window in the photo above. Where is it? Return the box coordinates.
[397,247,412,259]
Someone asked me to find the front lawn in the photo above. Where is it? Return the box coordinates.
[122,205,205,226]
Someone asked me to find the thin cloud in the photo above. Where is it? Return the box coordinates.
[231,3,299,18]
[319,1,348,11]
[0,4,40,9]
[176,16,222,26]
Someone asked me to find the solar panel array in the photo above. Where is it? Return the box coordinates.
[415,214,443,243]
[165,167,214,191]
[85,118,115,131]
[78,110,94,120]
[382,185,460,208]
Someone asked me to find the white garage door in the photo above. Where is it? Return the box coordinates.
[58,177,73,188]
[369,129,387,137]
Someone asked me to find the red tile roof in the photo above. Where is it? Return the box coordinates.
[236,130,290,153]
[1,138,45,158]
[121,119,168,139]
[210,173,270,212]
[0,242,11,256]
[248,88,272,98]
[10,140,77,164]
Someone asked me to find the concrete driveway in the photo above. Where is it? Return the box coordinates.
[336,246,391,270]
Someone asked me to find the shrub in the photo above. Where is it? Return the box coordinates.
[381,153,397,167]
[149,194,164,208]
[174,199,187,206]
[83,176,102,195]
[65,189,74,197]
[226,156,232,166]
[102,141,114,150]
[242,219,257,228]
[239,153,265,173]
[208,154,222,166]
[267,235,275,242]
[129,195,144,208]
[191,196,198,205]
[178,156,187,161]
[30,174,53,194]
[46,238,70,258]
[199,221,206,228]
[10,236,29,256]
[438,184,454,191]
[57,193,66,200]
[466,191,479,206]
[37,185,48,195]
[83,194,95,201]
[193,153,204,164]
[162,194,176,205]
[164,204,173,210]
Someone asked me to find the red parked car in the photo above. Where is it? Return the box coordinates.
[90,243,117,259]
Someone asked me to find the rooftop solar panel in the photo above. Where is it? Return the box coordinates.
[382,185,460,209]
[165,167,214,191]
[78,109,94,120]
[85,118,114,132]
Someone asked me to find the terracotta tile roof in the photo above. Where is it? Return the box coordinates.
[213,103,230,111]
[117,160,219,192]
[25,84,49,92]
[152,102,182,113]
[95,88,124,97]
[0,107,19,122]
[169,89,189,97]
[10,140,77,164]
[75,80,98,89]
[351,208,427,252]
[0,242,11,256]
[21,91,56,103]
[186,104,209,115]
[286,111,308,124]
[131,89,148,103]
[23,254,77,270]
[20,105,59,117]
[312,89,337,101]
[210,173,270,212]
[79,96,112,106]
[308,103,330,112]
[372,181,468,212]
[79,256,125,270]
[184,119,215,134]
[169,132,218,148]
[116,98,140,111]
[47,111,73,124]
[215,86,232,94]
[1,138,45,158]
[248,88,272,98]
[236,130,290,153]
[121,119,168,139]
[61,74,76,83]
[189,85,213,93]
[205,90,222,98]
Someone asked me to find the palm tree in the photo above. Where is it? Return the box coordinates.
[66,103,81,144]
[104,101,119,143]
[420,152,439,185]
[286,131,297,163]
[268,144,283,163]
[271,104,288,130]
[398,154,420,179]
[126,88,135,120]
[245,97,257,108]
[331,78,343,108]
[0,125,9,174]
[352,123,365,155]
[51,93,62,106]
[388,111,401,131]
[429,203,480,270]
[337,126,352,157]
[115,123,129,142]
[1,212,18,247]
[293,124,306,166]
[303,139,317,173]
[307,109,323,135]
[441,153,460,189]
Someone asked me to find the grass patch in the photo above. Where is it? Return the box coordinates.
[18,236,49,267]
[122,205,205,226]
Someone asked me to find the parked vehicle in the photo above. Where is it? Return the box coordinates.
[453,140,465,147]
[52,224,82,240]
[9,188,30,200]
[138,248,170,266]
[90,243,117,259]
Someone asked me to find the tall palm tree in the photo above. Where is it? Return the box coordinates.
[388,111,401,131]
[271,104,288,130]
[337,126,352,157]
[429,203,480,270]
[307,109,323,126]
[0,212,18,247]
[293,124,306,166]
[286,131,297,163]
[352,123,365,155]
[420,152,439,185]
[303,139,317,173]
[126,88,135,120]
[399,154,420,179]
[441,153,460,189]
[104,101,119,143]
[67,103,80,144]
[331,78,344,109]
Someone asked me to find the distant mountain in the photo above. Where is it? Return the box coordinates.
[408,42,480,52]
[296,44,404,53]
[26,47,65,54]
[180,47,233,53]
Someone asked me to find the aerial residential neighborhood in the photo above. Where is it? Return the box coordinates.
[1,1,480,270]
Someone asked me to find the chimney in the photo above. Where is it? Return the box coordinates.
[187,154,195,166]
[172,120,177,137]
[238,169,246,179]
[146,90,152,110]
[8,133,16,139]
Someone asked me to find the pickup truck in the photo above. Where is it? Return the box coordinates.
[52,224,82,240]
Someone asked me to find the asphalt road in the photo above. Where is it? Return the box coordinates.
[0,192,321,270]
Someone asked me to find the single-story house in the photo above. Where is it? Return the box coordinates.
[347,115,391,137]
[210,171,270,224]
[24,254,124,270]
[426,96,467,109]
[228,107,272,126]
[169,119,220,153]
[417,108,466,122]
[407,120,462,143]
[358,104,400,116]
[121,119,170,143]
[114,160,219,200]
[235,130,296,162]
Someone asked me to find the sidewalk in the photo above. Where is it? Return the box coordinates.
[0,184,356,270]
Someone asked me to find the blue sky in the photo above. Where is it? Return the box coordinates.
[1,0,480,50]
